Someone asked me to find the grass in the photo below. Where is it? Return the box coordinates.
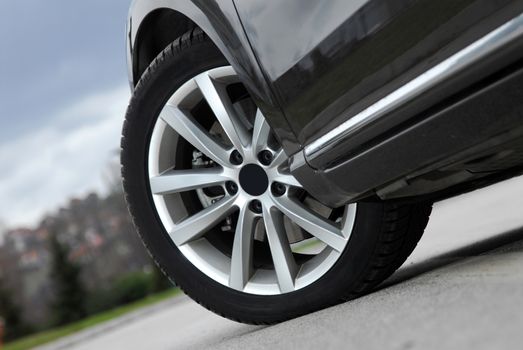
[4,288,181,350]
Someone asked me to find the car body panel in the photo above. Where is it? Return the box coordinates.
[128,0,523,206]
[126,0,300,152]
[234,0,523,153]
[291,61,523,205]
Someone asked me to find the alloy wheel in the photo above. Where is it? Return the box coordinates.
[147,66,357,295]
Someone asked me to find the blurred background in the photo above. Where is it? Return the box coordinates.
[0,1,174,345]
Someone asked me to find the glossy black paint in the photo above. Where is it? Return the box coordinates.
[235,0,523,153]
[292,60,523,206]
[129,0,523,206]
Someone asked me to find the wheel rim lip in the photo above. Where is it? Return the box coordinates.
[147,66,357,295]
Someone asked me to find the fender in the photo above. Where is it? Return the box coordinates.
[126,0,300,153]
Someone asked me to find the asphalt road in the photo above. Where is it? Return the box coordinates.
[40,175,523,350]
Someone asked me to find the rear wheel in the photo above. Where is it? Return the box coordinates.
[121,28,432,324]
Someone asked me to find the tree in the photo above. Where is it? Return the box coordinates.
[0,280,31,341]
[48,234,86,326]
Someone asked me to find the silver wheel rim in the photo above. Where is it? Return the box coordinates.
[148,66,357,295]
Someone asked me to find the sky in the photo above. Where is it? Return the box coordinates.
[0,1,133,227]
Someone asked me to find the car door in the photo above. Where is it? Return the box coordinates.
[234,0,523,165]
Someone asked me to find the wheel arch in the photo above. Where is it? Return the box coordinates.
[126,0,301,156]
[131,8,197,86]
[127,0,246,89]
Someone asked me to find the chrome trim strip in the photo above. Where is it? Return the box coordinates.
[304,12,523,160]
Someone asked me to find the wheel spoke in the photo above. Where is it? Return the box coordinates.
[262,205,298,293]
[150,168,229,195]
[160,105,230,167]
[146,66,359,296]
[194,72,250,154]
[251,109,271,154]
[170,196,237,246]
[272,196,346,252]
[229,204,257,290]
[271,173,303,188]
[271,149,288,168]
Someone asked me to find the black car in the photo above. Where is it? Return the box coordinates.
[121,0,523,323]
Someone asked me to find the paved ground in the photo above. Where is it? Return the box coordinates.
[40,176,523,350]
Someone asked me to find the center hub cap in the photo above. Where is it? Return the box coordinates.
[239,164,268,196]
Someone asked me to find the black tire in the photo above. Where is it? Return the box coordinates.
[121,28,433,324]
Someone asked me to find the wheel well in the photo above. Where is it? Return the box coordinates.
[133,9,198,85]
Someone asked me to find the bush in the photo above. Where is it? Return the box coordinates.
[85,289,117,315]
[112,272,152,305]
[85,269,172,315]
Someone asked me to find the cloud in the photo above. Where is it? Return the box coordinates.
[0,0,131,143]
[0,85,130,227]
